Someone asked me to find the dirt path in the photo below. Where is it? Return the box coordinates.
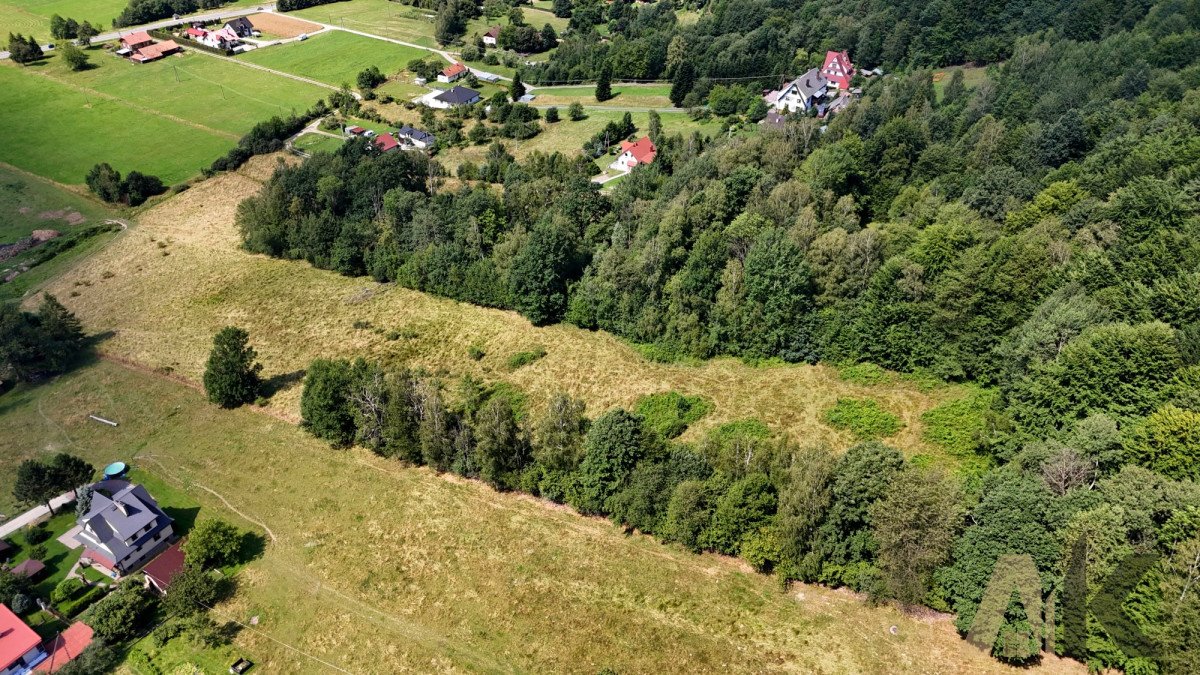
[137,454,277,542]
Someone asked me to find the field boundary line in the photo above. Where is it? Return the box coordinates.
[18,67,240,140]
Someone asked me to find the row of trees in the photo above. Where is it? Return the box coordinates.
[113,0,230,28]
[5,34,43,65]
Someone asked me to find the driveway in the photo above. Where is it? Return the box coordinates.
[0,489,77,539]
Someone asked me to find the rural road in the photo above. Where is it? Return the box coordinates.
[0,489,77,538]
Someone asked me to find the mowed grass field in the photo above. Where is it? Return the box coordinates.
[0,0,128,37]
[532,82,675,108]
[0,50,327,184]
[289,0,441,48]
[36,156,955,459]
[239,29,429,87]
[0,361,1085,674]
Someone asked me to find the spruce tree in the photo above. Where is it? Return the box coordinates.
[670,60,694,107]
[202,326,262,408]
[510,71,526,101]
[595,62,613,102]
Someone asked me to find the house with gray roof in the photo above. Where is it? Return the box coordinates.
[76,480,174,576]
[397,125,436,149]
[765,68,828,113]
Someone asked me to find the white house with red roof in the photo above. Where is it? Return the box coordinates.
[821,50,855,90]
[438,62,468,83]
[0,605,48,675]
[118,31,153,51]
[610,136,657,172]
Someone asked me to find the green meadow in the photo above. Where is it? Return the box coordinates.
[239,29,429,87]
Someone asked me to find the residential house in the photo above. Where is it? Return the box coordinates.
[821,50,855,90]
[0,605,48,675]
[188,26,240,50]
[482,25,500,46]
[142,541,185,596]
[224,17,255,38]
[765,68,828,113]
[129,39,180,63]
[396,125,436,149]
[610,136,657,172]
[119,31,153,51]
[432,85,481,108]
[373,134,400,152]
[75,480,174,576]
[438,62,468,83]
[34,623,93,674]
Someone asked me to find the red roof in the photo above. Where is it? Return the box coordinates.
[120,31,152,46]
[347,126,366,134]
[186,27,207,38]
[35,622,93,673]
[374,134,400,152]
[619,136,657,165]
[821,50,855,88]
[143,541,185,591]
[132,40,180,62]
[0,605,41,670]
[441,62,467,78]
[9,559,44,578]
[484,25,501,38]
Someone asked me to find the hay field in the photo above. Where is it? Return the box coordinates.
[36,155,958,458]
[239,29,429,86]
[0,361,1085,674]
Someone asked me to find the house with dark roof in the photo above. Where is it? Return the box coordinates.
[225,17,255,38]
[433,85,481,108]
[438,62,468,83]
[821,50,855,90]
[0,605,47,675]
[75,480,174,576]
[482,25,500,46]
[142,541,185,595]
[397,125,436,149]
[9,560,45,581]
[765,68,828,113]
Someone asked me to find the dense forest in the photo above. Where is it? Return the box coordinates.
[236,0,1200,670]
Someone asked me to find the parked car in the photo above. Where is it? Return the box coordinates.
[297,33,308,41]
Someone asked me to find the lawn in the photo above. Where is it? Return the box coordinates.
[288,0,441,48]
[0,0,260,41]
[0,61,230,185]
[0,360,1075,674]
[6,510,81,598]
[933,65,990,102]
[239,29,429,87]
[292,131,343,155]
[531,83,674,108]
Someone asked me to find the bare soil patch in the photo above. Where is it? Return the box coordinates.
[248,12,321,38]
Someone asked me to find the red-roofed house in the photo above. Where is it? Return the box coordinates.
[373,134,400,153]
[821,50,855,90]
[185,27,207,39]
[34,623,93,673]
[119,31,153,50]
[142,541,185,595]
[131,40,181,64]
[438,62,468,83]
[0,605,48,674]
[611,136,657,172]
[482,25,500,46]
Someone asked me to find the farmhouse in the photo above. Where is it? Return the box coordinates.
[482,25,501,46]
[611,136,657,172]
[373,134,400,152]
[432,85,482,108]
[142,540,185,595]
[119,31,153,51]
[821,50,855,90]
[438,62,468,83]
[130,40,180,63]
[765,68,828,113]
[225,17,255,38]
[0,605,47,674]
[397,125,436,149]
[76,479,175,576]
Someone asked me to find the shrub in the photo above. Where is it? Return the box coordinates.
[921,387,997,456]
[57,585,106,617]
[468,343,486,361]
[52,577,85,603]
[544,106,560,122]
[25,524,51,545]
[822,398,903,440]
[836,362,892,386]
[634,391,713,439]
[506,347,547,370]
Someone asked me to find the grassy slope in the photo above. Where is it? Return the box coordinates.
[34,157,951,460]
[0,361,1083,674]
[239,29,428,87]
[289,0,440,48]
[532,83,675,108]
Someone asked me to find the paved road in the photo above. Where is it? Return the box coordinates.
[0,490,77,538]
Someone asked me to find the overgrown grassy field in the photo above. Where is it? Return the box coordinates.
[464,6,570,40]
[532,83,675,108]
[0,164,120,302]
[35,156,957,461]
[289,0,440,48]
[240,29,429,87]
[0,361,1083,674]
[933,65,990,101]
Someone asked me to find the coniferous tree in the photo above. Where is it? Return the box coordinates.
[594,62,612,102]
[669,60,694,107]
[202,327,262,408]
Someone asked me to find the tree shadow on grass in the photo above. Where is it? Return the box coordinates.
[238,532,267,565]
[259,369,305,400]
[164,506,200,536]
